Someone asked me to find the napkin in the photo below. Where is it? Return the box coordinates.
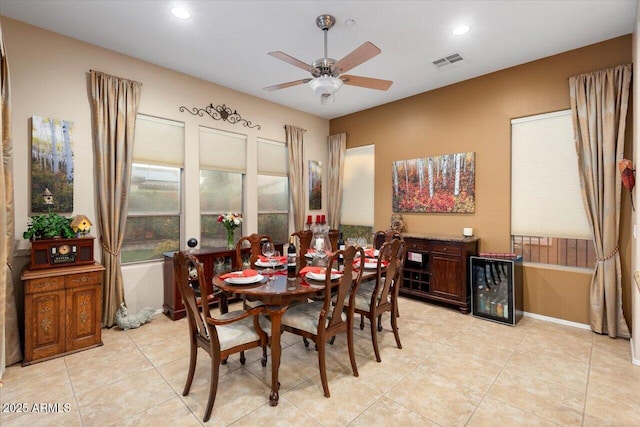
[306,249,333,256]
[258,255,287,263]
[364,249,377,258]
[299,266,341,276]
[219,269,259,279]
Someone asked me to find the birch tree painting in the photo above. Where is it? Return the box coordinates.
[31,116,74,213]
[392,152,475,213]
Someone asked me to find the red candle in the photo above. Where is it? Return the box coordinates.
[321,214,326,224]
[307,215,312,224]
[316,215,321,223]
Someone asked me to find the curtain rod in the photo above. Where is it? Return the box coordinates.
[283,125,307,132]
[88,69,143,85]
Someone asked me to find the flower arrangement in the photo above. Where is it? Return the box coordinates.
[217,212,242,248]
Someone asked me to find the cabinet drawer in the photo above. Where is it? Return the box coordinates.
[66,272,102,288]
[430,243,462,255]
[405,239,429,251]
[26,276,65,294]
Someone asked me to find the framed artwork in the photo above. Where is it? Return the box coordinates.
[308,160,322,210]
[392,152,475,213]
[31,116,74,213]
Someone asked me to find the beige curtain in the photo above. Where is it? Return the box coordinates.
[569,63,631,338]
[1,22,21,376]
[327,133,346,229]
[89,71,142,327]
[286,125,305,231]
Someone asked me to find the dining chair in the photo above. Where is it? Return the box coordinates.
[291,229,312,270]
[235,233,273,269]
[173,251,270,422]
[328,229,339,252]
[351,238,405,362]
[281,245,366,398]
[235,233,273,309]
[373,229,401,249]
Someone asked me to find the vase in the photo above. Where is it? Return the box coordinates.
[226,229,235,249]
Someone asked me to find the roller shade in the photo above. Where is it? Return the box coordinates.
[341,145,374,226]
[511,110,591,239]
[258,139,287,175]
[133,115,184,167]
[199,126,247,173]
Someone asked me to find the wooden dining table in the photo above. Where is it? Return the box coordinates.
[213,263,377,406]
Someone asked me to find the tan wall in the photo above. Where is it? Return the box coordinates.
[330,36,632,325]
[2,17,329,312]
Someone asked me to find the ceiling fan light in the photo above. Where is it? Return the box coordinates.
[309,76,343,96]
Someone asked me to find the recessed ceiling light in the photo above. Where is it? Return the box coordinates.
[345,18,356,26]
[171,7,191,20]
[452,25,470,36]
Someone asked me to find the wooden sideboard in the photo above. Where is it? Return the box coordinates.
[401,234,479,313]
[21,263,104,365]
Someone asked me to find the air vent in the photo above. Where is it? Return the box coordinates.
[432,53,464,69]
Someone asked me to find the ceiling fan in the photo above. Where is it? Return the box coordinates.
[263,14,393,104]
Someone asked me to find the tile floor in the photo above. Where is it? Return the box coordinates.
[2,297,639,426]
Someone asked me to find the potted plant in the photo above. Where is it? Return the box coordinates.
[23,211,76,240]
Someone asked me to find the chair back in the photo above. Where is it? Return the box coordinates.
[235,233,273,268]
[292,230,312,261]
[328,229,339,252]
[374,239,405,307]
[322,245,365,331]
[173,251,213,344]
[374,229,402,250]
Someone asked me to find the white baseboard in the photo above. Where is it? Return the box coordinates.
[522,311,591,330]
[631,337,640,366]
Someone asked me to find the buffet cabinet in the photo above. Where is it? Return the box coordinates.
[21,263,104,365]
[401,234,479,313]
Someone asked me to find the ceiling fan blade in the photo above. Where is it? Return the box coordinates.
[333,42,381,74]
[341,75,393,91]
[268,51,316,73]
[263,78,312,92]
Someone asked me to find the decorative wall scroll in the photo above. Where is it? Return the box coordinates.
[31,116,75,213]
[392,152,475,213]
[309,160,322,210]
[179,102,261,130]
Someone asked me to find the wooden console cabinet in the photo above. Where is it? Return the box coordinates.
[21,263,104,365]
[401,234,479,313]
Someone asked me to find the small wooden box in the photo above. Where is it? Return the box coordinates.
[29,237,95,270]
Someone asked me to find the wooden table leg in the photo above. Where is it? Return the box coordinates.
[266,305,287,406]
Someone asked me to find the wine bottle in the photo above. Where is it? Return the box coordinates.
[287,236,297,276]
[338,231,345,250]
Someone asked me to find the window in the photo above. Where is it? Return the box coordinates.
[511,110,594,268]
[340,145,374,243]
[257,139,288,244]
[122,115,184,263]
[200,127,246,247]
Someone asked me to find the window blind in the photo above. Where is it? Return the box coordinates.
[199,127,247,173]
[511,110,591,239]
[133,115,184,167]
[257,139,287,175]
[341,145,374,226]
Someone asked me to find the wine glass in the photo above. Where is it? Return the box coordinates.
[270,250,281,279]
[261,241,275,273]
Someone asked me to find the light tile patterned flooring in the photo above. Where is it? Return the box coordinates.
[2,297,640,426]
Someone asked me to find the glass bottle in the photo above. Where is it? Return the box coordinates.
[287,235,297,276]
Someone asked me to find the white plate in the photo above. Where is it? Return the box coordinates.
[304,253,314,259]
[364,262,378,269]
[306,271,341,281]
[225,274,264,285]
[255,260,283,267]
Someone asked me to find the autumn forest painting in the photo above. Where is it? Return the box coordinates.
[393,152,475,213]
[31,116,74,213]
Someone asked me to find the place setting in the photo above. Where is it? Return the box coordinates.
[299,265,342,287]
[218,268,265,285]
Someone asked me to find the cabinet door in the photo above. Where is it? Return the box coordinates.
[25,289,66,362]
[66,284,102,351]
[430,252,463,301]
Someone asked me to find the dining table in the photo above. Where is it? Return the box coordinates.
[212,260,378,406]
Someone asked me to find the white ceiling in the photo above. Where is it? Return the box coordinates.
[0,1,636,119]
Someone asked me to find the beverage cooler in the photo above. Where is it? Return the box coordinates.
[470,254,523,326]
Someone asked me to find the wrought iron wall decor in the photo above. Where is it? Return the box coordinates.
[179,103,261,130]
